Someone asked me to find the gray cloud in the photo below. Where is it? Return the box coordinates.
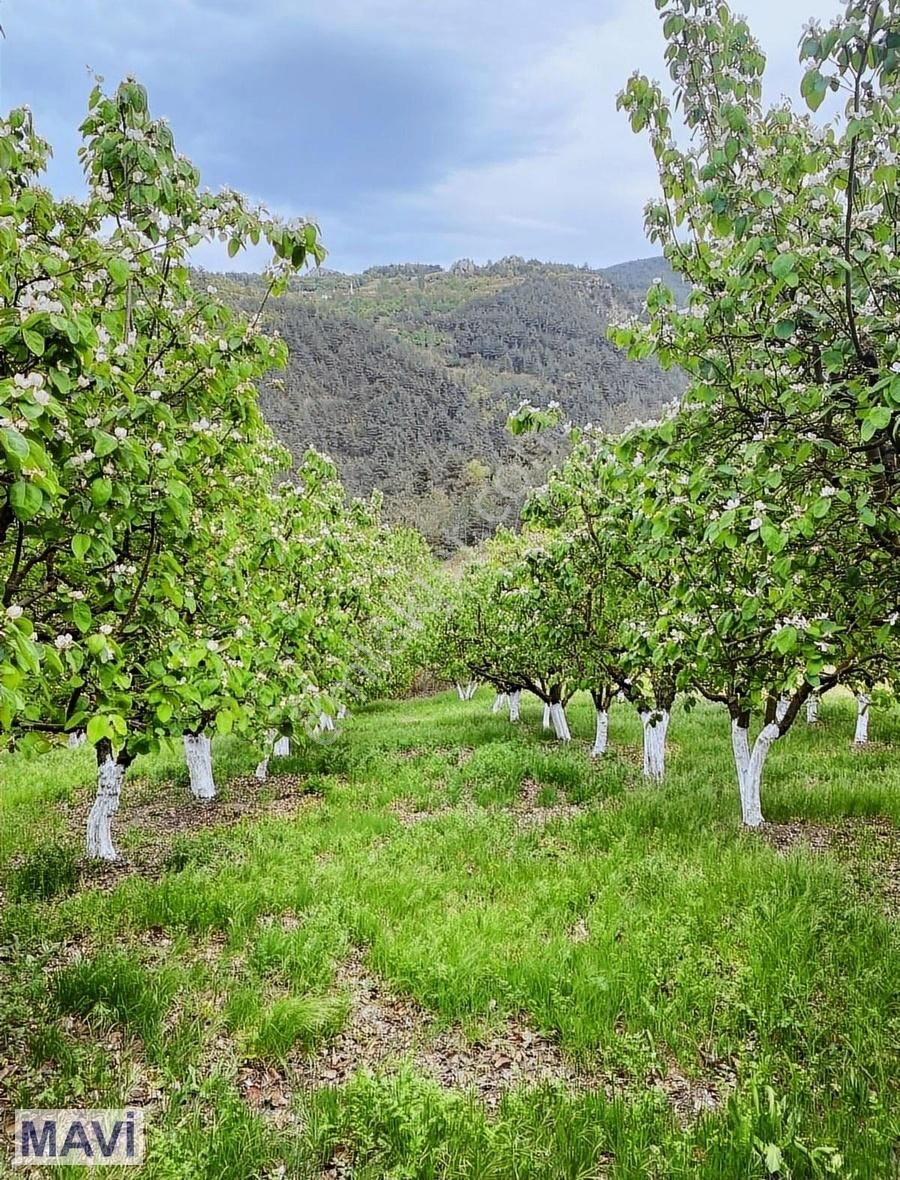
[1,0,832,271]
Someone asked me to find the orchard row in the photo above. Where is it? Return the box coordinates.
[427,0,900,827]
[0,81,437,859]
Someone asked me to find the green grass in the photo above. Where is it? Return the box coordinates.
[0,689,898,1178]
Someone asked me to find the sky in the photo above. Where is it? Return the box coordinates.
[1,0,829,274]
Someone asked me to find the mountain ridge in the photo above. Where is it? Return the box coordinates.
[216,254,687,553]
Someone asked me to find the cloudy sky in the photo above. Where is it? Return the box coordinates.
[2,0,826,273]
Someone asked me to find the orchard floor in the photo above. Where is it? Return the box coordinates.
[0,691,898,1179]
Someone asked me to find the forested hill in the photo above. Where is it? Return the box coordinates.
[215,256,687,554]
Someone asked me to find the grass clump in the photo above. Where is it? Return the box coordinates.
[8,843,80,901]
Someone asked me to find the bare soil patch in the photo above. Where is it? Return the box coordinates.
[69,774,321,886]
[281,950,609,1109]
[649,1050,736,1127]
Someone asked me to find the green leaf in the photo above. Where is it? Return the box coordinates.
[93,431,118,457]
[760,523,786,553]
[774,320,796,340]
[774,626,798,655]
[22,328,45,356]
[72,602,92,633]
[861,406,891,441]
[800,67,828,111]
[107,257,130,286]
[86,715,111,744]
[216,709,234,735]
[9,481,42,520]
[72,533,92,560]
[90,477,113,507]
[1,427,30,461]
[771,253,797,280]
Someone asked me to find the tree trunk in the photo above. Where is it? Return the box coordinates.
[255,729,276,780]
[806,695,818,725]
[590,688,612,757]
[465,681,478,700]
[67,731,86,749]
[591,709,609,757]
[184,733,216,799]
[456,682,465,700]
[318,712,334,732]
[640,710,670,782]
[549,702,571,742]
[508,690,521,722]
[86,742,128,861]
[854,694,870,745]
[775,697,790,724]
[273,735,290,756]
[731,719,777,827]
[542,703,552,730]
[337,703,348,720]
[491,692,507,714]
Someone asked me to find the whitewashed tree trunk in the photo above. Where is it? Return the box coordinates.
[775,697,790,724]
[591,709,609,757]
[273,736,290,756]
[542,703,552,730]
[456,682,466,701]
[550,702,571,742]
[854,694,870,745]
[318,712,334,731]
[67,731,86,749]
[806,695,818,725]
[255,729,276,781]
[337,704,348,720]
[465,681,478,700]
[731,720,777,827]
[508,691,521,722]
[491,692,507,714]
[640,710,670,782]
[184,733,216,800]
[86,755,125,860]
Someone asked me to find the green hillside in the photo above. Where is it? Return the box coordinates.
[215,257,686,553]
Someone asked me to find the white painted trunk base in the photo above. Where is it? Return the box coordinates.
[550,702,571,742]
[775,697,790,724]
[640,710,670,781]
[184,734,216,799]
[67,731,86,749]
[806,696,818,725]
[87,756,125,860]
[273,736,290,757]
[491,693,508,714]
[591,709,609,758]
[318,712,335,732]
[508,691,521,722]
[731,720,778,827]
[542,703,552,730]
[456,682,466,701]
[337,704,348,720]
[464,682,477,700]
[255,730,277,780]
[854,694,870,745]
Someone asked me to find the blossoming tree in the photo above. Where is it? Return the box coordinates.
[0,80,324,856]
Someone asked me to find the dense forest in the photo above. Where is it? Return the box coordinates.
[215,257,686,552]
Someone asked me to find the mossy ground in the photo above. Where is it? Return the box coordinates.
[0,690,897,1178]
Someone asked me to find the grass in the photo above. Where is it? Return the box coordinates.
[0,689,898,1178]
